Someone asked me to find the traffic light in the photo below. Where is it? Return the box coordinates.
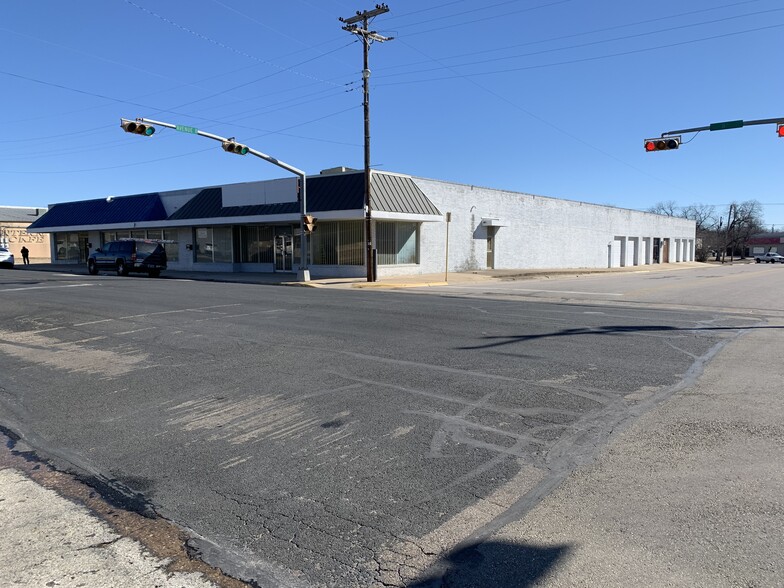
[303,214,317,233]
[777,123,784,138]
[221,140,249,155]
[120,119,155,136]
[644,136,681,152]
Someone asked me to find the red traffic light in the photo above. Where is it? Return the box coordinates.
[777,123,784,138]
[644,136,680,152]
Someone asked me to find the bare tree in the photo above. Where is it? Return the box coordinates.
[681,203,718,232]
[647,199,766,261]
[646,200,679,217]
[722,200,765,260]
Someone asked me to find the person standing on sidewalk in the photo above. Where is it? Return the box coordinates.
[20,246,30,264]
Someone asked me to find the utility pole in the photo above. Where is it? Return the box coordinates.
[340,4,393,282]
[723,204,735,264]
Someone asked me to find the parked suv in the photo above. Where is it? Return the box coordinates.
[88,239,167,277]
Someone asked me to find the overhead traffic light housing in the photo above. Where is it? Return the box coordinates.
[777,123,784,138]
[222,140,249,155]
[303,214,317,233]
[644,136,681,152]
[120,119,155,136]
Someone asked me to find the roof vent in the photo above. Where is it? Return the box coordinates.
[320,166,358,175]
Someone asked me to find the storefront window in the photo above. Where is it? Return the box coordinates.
[377,222,418,265]
[195,227,232,263]
[163,230,179,262]
[311,221,363,265]
[240,226,274,263]
[54,232,87,262]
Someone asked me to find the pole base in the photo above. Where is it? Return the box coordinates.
[297,268,311,282]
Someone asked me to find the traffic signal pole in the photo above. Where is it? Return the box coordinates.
[121,117,311,281]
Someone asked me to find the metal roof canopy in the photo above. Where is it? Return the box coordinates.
[26,171,442,232]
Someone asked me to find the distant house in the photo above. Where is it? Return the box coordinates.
[0,206,50,262]
[27,168,696,277]
[746,232,784,257]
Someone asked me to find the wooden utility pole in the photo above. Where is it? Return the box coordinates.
[340,4,393,282]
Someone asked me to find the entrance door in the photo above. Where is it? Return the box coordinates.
[274,231,293,272]
[486,227,496,269]
[78,234,90,263]
[662,238,670,263]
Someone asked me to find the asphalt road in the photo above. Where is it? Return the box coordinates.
[426,262,784,314]
[0,268,769,587]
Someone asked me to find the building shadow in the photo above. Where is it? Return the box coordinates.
[407,540,571,588]
[459,324,784,350]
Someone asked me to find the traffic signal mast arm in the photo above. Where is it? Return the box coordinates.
[124,117,306,178]
[121,116,312,277]
[660,116,784,137]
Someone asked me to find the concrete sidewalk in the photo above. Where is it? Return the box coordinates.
[15,261,711,290]
[405,318,784,587]
[0,442,252,588]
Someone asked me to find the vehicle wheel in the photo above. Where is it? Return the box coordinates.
[148,269,160,278]
[87,260,98,275]
[116,260,128,276]
[756,259,761,263]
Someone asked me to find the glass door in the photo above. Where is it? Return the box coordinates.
[486,227,496,269]
[274,228,293,272]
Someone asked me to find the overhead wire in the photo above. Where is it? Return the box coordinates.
[393,0,578,37]
[377,22,784,85]
[123,0,347,88]
[394,39,697,200]
[376,8,784,79]
[0,103,363,174]
[381,0,774,70]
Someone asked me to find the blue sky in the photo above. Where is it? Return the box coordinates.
[2,0,783,226]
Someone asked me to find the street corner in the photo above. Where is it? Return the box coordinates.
[0,432,250,588]
[352,280,450,289]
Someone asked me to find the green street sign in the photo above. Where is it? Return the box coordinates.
[175,124,199,134]
[709,120,744,131]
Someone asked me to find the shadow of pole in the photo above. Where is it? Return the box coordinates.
[458,324,782,351]
[407,540,571,588]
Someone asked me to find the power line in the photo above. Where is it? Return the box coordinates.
[156,40,358,113]
[376,22,784,85]
[393,0,577,37]
[395,39,700,203]
[123,0,346,88]
[381,2,779,72]
[0,104,362,174]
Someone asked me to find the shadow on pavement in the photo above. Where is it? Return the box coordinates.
[459,324,783,350]
[408,540,570,588]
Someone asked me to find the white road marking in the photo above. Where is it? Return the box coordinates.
[0,283,93,293]
[504,287,624,296]
[115,327,158,336]
[73,319,113,326]
[118,304,242,320]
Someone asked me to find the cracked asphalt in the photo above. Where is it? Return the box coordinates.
[0,265,780,586]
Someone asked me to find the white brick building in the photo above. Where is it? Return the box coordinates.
[27,168,695,277]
